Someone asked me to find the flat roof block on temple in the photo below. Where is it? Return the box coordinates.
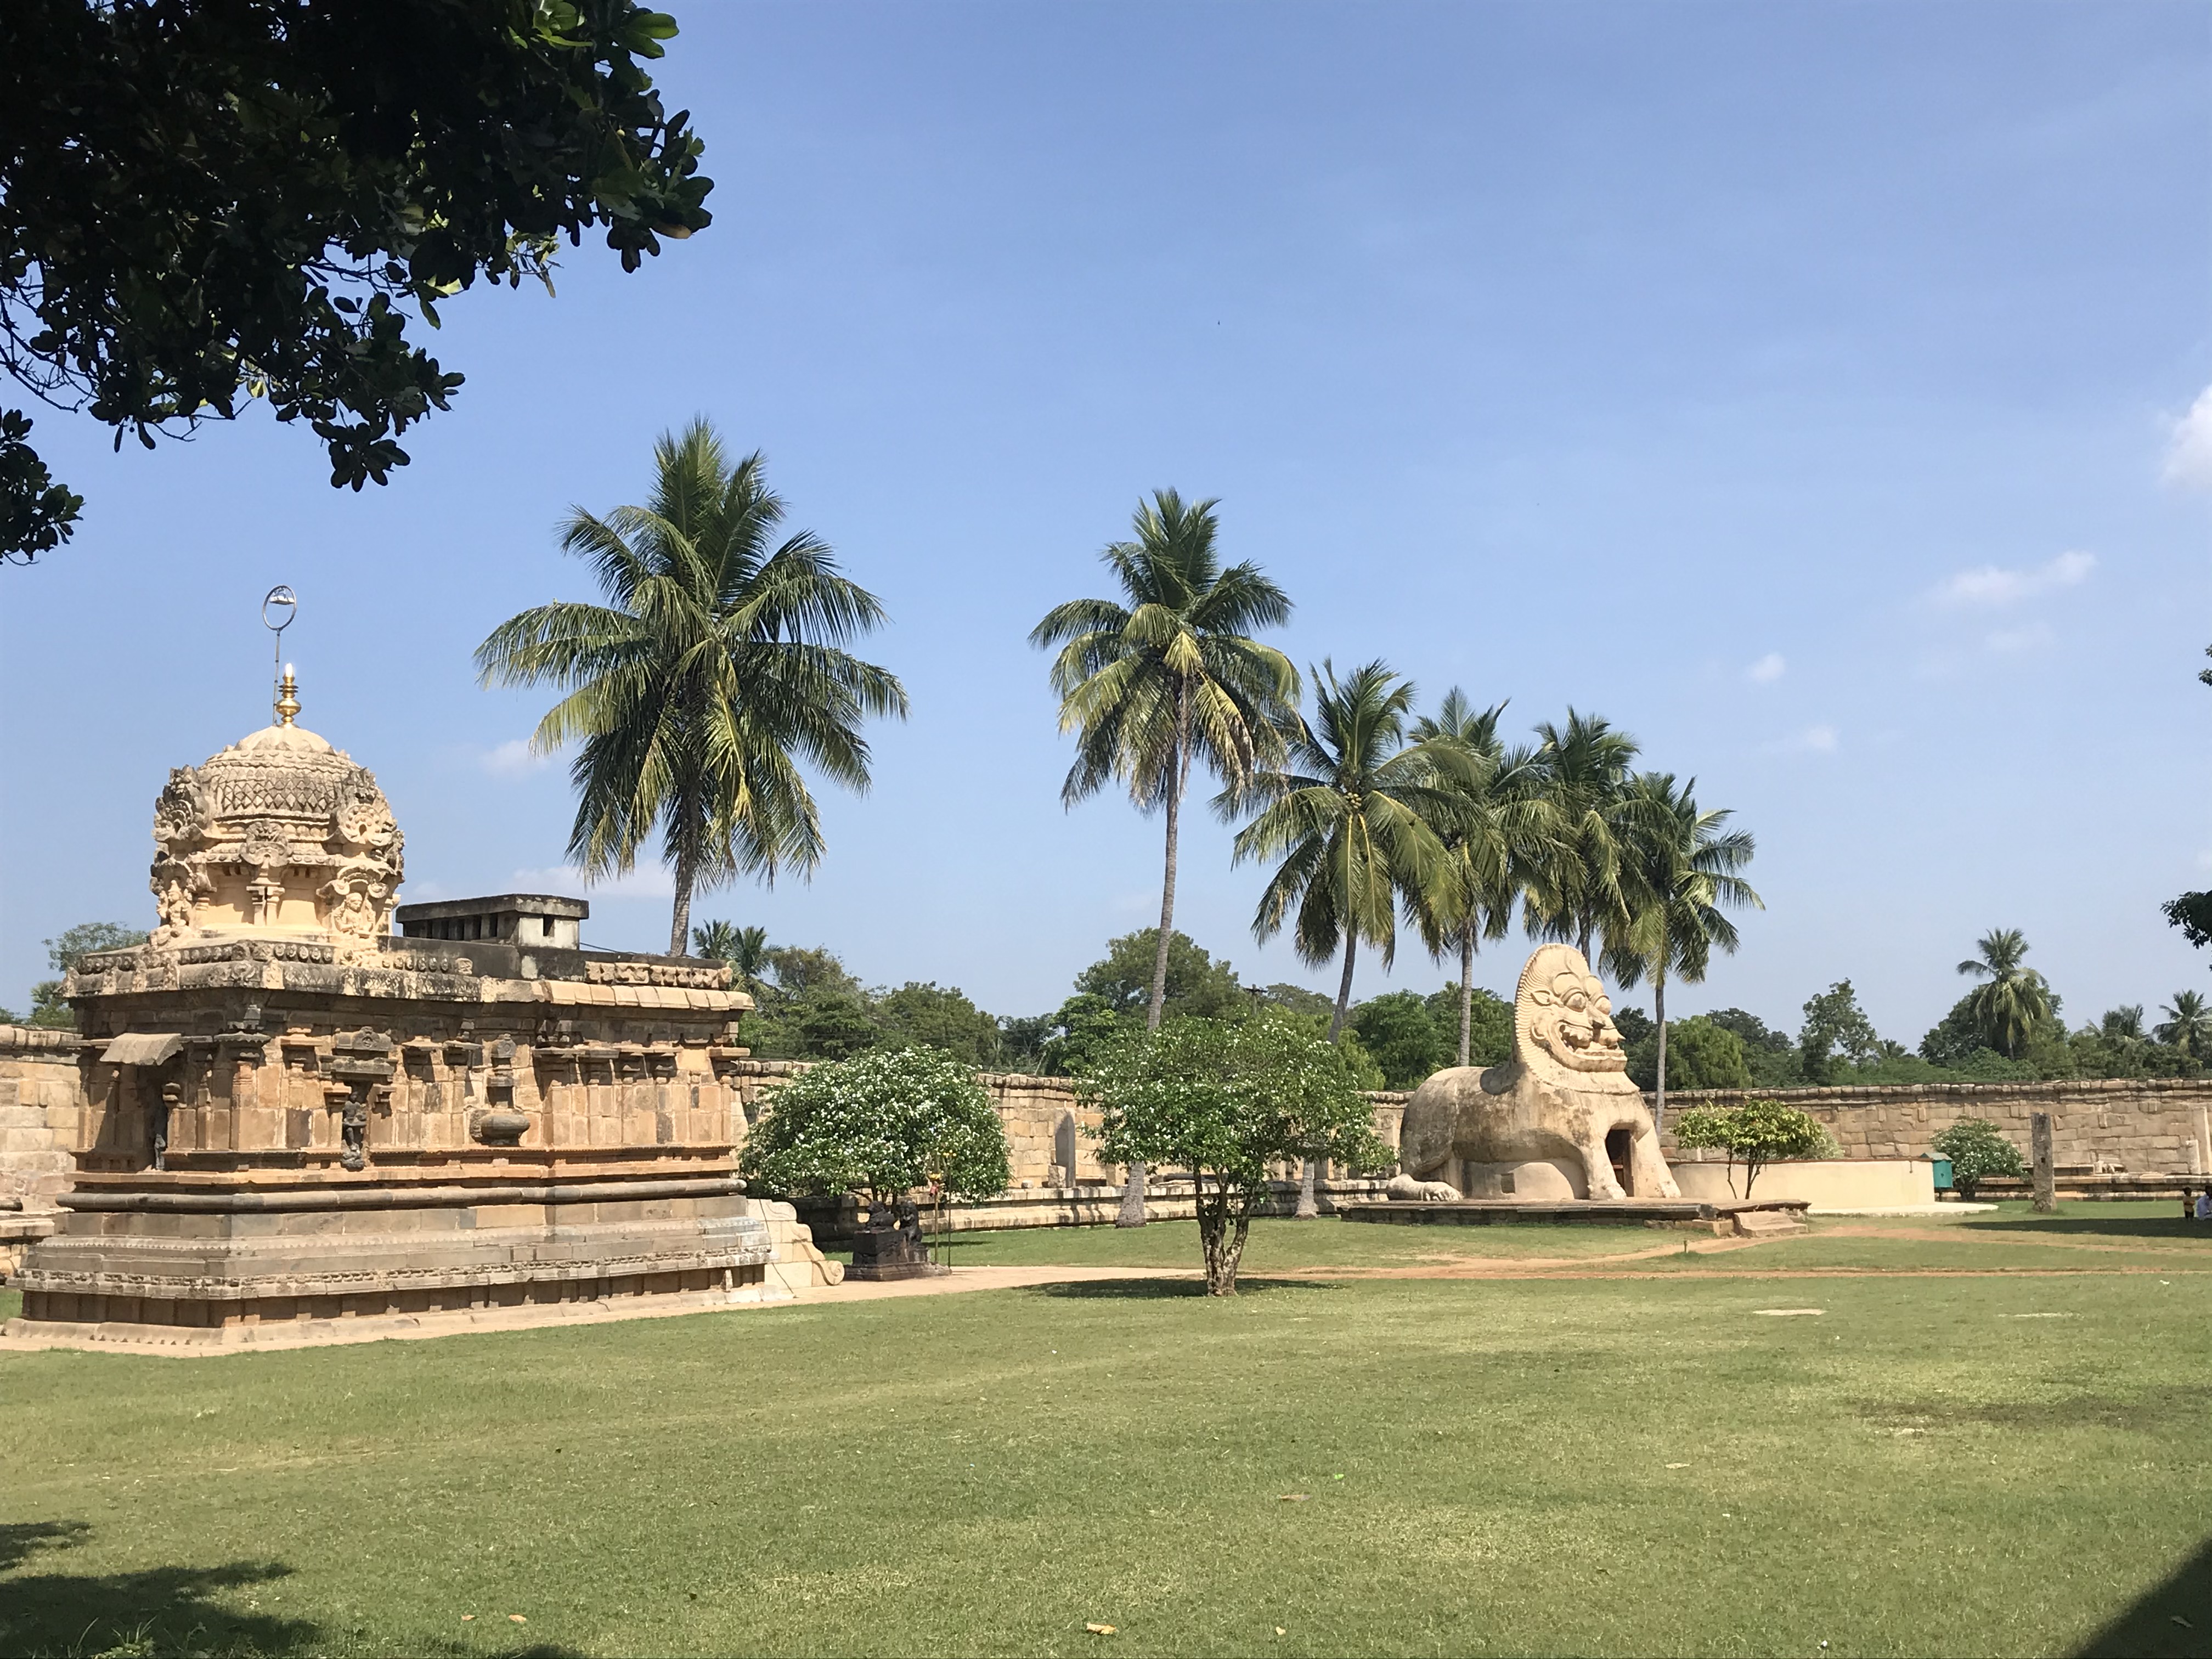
[392,894,589,949]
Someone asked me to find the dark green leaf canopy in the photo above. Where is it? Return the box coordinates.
[1,0,714,558]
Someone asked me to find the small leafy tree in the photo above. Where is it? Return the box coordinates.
[738,1047,1009,1219]
[1931,1118,2025,1199]
[1672,1097,1836,1199]
[30,921,148,1028]
[1079,1014,1392,1295]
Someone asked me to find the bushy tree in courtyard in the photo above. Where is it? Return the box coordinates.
[1031,492,1298,1224]
[740,1047,1009,1216]
[1931,1118,2025,1200]
[478,424,906,955]
[1,0,713,561]
[1079,1014,1391,1295]
[1672,1097,1835,1200]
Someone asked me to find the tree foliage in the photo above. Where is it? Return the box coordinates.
[1,0,713,559]
[1231,659,1468,1037]
[1074,929,1249,1023]
[1955,929,2053,1059]
[1672,1097,1835,1199]
[1079,1015,1391,1295]
[477,423,906,953]
[27,920,149,1028]
[1798,979,1881,1084]
[1931,1117,2025,1200]
[738,1047,1009,1212]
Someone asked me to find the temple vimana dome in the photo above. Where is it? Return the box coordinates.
[5,668,837,1351]
[148,669,405,949]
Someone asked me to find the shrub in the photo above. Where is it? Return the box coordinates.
[1930,1118,2025,1199]
[1672,1097,1836,1199]
[1080,1013,1392,1295]
[738,1047,1009,1215]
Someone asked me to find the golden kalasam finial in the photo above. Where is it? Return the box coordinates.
[275,663,300,726]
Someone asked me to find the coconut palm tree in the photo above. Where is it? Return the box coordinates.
[692,921,771,996]
[1232,661,1470,1215]
[1955,928,2053,1059]
[2098,1005,2147,1042]
[1030,489,1299,1225]
[1524,710,1640,961]
[477,422,907,955]
[1600,773,1762,1131]
[1408,691,1558,1068]
[2156,990,2211,1058]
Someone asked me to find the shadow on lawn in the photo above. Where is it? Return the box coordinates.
[1035,1276,1340,1300]
[0,1520,318,1658]
[2074,1534,2212,1659]
[1963,1215,2211,1243]
[1861,1384,2212,1435]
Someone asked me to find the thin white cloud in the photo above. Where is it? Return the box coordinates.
[481,738,553,779]
[1745,652,1786,684]
[2163,385,2212,490]
[1762,725,1838,756]
[1932,550,2094,608]
[1984,622,2055,653]
[510,864,675,899]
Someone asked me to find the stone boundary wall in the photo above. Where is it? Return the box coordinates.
[13,1034,2205,1233]
[0,1026,82,1208]
[1649,1078,2212,1175]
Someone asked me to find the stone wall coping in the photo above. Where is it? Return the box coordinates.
[1649,1077,2211,1107]
[0,1025,82,1056]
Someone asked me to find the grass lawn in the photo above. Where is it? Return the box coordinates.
[4,1207,2211,1658]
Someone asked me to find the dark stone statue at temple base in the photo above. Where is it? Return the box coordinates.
[847,1199,948,1280]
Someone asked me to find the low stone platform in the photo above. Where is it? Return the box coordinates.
[1339,1198,1812,1238]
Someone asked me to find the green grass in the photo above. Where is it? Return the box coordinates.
[935,1215,1666,1269]
[5,1210,2212,1657]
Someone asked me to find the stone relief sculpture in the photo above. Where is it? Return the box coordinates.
[144,690,404,952]
[1396,943,1680,1202]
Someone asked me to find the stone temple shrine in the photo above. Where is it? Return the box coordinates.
[3,670,833,1350]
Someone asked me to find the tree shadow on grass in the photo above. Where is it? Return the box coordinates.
[2074,1534,2212,1658]
[0,1520,319,1658]
[1035,1276,1340,1300]
[1963,1215,2211,1243]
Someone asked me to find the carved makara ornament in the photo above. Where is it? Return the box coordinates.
[145,686,404,952]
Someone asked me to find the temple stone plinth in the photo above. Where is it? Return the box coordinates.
[3,678,836,1351]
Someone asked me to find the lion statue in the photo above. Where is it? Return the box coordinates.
[1396,943,1679,1202]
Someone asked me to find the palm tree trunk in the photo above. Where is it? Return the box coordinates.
[1653,969,1668,1134]
[1458,932,1475,1068]
[1147,770,1181,1034]
[1328,930,1358,1042]
[668,849,696,958]
[1122,699,1192,1230]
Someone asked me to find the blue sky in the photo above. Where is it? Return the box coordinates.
[3,1,2208,1043]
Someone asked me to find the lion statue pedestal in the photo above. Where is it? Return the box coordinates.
[1395,944,1679,1203]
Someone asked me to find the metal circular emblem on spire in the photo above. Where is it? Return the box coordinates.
[262,585,297,637]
